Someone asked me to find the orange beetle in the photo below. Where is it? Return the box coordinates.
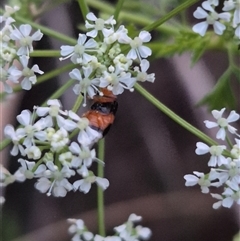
[83,88,118,136]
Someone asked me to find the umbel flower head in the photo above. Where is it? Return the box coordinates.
[60,12,155,107]
[0,6,44,93]
[192,0,240,40]
[3,100,108,197]
[184,108,240,209]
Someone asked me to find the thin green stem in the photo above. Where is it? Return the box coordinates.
[134,83,218,146]
[143,0,200,32]
[114,0,125,21]
[30,50,60,57]
[14,15,76,45]
[86,0,179,35]
[77,0,89,20]
[71,94,83,112]
[97,139,106,237]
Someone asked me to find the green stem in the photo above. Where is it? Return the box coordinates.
[71,94,83,112]
[77,0,89,20]
[97,139,106,237]
[30,50,60,57]
[14,15,76,45]
[86,0,179,35]
[134,83,218,146]
[143,0,200,32]
[114,0,125,21]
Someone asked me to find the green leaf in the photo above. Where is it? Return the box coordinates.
[197,70,236,110]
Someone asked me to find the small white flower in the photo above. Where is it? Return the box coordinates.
[10,24,43,56]
[134,59,155,83]
[73,173,109,194]
[85,12,116,38]
[35,99,67,127]
[14,55,44,90]
[16,109,49,147]
[14,158,46,181]
[184,171,211,193]
[192,1,231,36]
[223,0,240,27]
[204,108,240,140]
[35,163,74,197]
[25,145,42,160]
[68,218,94,241]
[120,31,152,60]
[195,142,227,167]
[0,164,15,187]
[4,124,26,156]
[99,66,136,95]
[50,127,69,152]
[60,33,98,64]
[69,142,96,168]
[64,111,102,146]
[69,67,100,106]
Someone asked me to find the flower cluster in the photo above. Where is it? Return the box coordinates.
[2,99,109,197]
[192,0,240,39]
[0,5,44,93]
[184,108,240,209]
[60,12,155,106]
[68,214,152,241]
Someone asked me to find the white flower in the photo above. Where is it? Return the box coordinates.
[16,109,49,147]
[223,0,240,27]
[14,158,46,181]
[64,111,102,146]
[94,235,121,241]
[192,1,231,36]
[35,99,67,127]
[73,172,109,194]
[195,142,227,167]
[10,24,43,56]
[4,124,26,156]
[104,25,129,45]
[114,213,151,241]
[99,66,136,95]
[60,33,98,64]
[184,171,212,193]
[25,145,42,160]
[69,67,100,106]
[85,12,116,38]
[35,162,75,197]
[134,59,155,83]
[69,142,96,168]
[13,55,44,90]
[120,31,152,60]
[204,108,240,140]
[68,218,94,241]
[136,225,152,240]
[0,164,15,187]
[0,65,18,93]
[231,138,240,159]
[50,127,69,152]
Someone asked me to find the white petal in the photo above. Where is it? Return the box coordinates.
[195,142,209,155]
[95,177,109,190]
[184,174,199,186]
[192,22,208,36]
[193,7,208,19]
[204,120,218,128]
[17,110,31,126]
[213,21,226,35]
